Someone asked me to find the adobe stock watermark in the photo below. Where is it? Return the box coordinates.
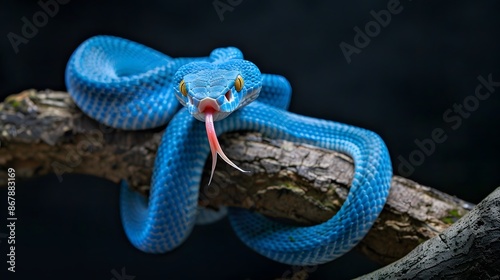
[51,123,113,182]
[398,73,499,177]
[200,176,319,280]
[199,173,229,207]
[339,0,408,64]
[213,0,243,22]
[280,264,318,279]
[110,267,135,280]
[6,0,70,54]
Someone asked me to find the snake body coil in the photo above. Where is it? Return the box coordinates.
[65,36,392,265]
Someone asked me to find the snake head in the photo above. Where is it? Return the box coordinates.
[173,50,262,183]
[173,57,262,122]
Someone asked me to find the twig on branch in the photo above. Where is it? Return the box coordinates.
[1,89,491,271]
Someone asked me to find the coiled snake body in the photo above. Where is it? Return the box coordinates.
[65,36,392,265]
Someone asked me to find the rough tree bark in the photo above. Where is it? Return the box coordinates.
[0,90,498,278]
[356,187,500,280]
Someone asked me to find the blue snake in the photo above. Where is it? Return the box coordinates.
[65,36,392,265]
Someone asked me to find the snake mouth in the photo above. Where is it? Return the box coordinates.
[198,98,220,114]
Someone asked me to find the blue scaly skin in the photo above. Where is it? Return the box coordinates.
[65,35,392,265]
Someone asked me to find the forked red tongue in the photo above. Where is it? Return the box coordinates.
[204,108,248,184]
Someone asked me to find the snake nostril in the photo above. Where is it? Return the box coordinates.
[225,90,232,102]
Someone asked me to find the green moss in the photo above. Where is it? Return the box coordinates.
[442,209,463,224]
[441,217,454,224]
[282,182,299,189]
[6,99,21,108]
[449,209,461,218]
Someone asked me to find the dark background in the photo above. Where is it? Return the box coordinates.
[1,0,499,279]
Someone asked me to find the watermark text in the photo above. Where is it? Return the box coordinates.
[6,168,16,273]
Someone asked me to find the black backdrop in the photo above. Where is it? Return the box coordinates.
[1,1,499,279]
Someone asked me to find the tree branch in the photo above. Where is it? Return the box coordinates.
[0,90,483,268]
[356,187,500,279]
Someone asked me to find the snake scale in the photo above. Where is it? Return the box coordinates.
[65,35,392,265]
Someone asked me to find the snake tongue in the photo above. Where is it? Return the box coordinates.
[204,108,248,185]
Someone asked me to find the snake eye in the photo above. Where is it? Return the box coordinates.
[234,75,244,92]
[179,80,188,97]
